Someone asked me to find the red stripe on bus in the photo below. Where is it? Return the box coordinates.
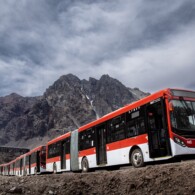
[79,134,147,157]
[79,148,95,157]
[66,154,70,160]
[46,154,70,163]
[31,163,36,168]
[47,156,60,163]
[107,134,147,151]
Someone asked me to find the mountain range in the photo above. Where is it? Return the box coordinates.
[0,74,149,148]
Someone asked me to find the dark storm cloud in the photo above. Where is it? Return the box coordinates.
[0,0,195,96]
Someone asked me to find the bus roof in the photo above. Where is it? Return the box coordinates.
[47,131,71,145]
[15,153,25,161]
[25,145,46,156]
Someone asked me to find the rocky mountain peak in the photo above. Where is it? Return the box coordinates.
[58,74,81,86]
[0,93,23,104]
[0,74,148,148]
[100,74,111,80]
[8,93,22,98]
[46,74,80,93]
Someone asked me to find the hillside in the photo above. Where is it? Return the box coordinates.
[0,74,149,149]
[0,160,195,194]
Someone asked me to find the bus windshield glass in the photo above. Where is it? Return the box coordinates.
[171,100,195,137]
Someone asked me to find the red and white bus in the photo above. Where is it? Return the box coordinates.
[46,132,71,173]
[24,145,46,175]
[2,88,195,174]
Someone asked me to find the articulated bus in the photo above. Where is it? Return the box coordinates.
[45,88,195,172]
[1,88,195,174]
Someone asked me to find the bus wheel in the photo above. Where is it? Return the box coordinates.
[53,163,57,174]
[81,157,89,173]
[131,148,145,168]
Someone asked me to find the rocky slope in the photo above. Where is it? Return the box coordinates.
[0,74,149,148]
[0,160,195,195]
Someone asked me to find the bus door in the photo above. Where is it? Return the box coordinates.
[61,141,66,169]
[8,165,10,175]
[20,159,23,175]
[37,151,40,172]
[146,98,171,158]
[96,124,107,165]
[29,155,31,174]
[13,163,15,175]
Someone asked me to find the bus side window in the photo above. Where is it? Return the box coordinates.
[65,138,70,154]
[126,120,137,138]
[48,143,60,158]
[137,118,146,135]
[26,156,29,166]
[108,114,125,143]
[126,110,137,138]
[31,152,36,164]
[148,112,157,130]
[79,128,95,151]
[126,106,146,137]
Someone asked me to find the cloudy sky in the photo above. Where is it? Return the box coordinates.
[0,0,195,96]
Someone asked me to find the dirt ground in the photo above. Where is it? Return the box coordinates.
[1,160,195,195]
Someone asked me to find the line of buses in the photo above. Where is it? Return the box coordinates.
[1,88,195,176]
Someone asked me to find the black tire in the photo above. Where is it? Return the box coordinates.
[81,157,89,173]
[53,163,57,174]
[131,148,145,168]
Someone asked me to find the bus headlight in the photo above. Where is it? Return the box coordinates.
[174,137,186,147]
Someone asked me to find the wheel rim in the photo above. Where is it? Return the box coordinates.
[132,151,142,166]
[82,159,88,172]
[83,161,87,171]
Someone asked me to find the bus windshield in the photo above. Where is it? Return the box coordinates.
[171,99,195,137]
